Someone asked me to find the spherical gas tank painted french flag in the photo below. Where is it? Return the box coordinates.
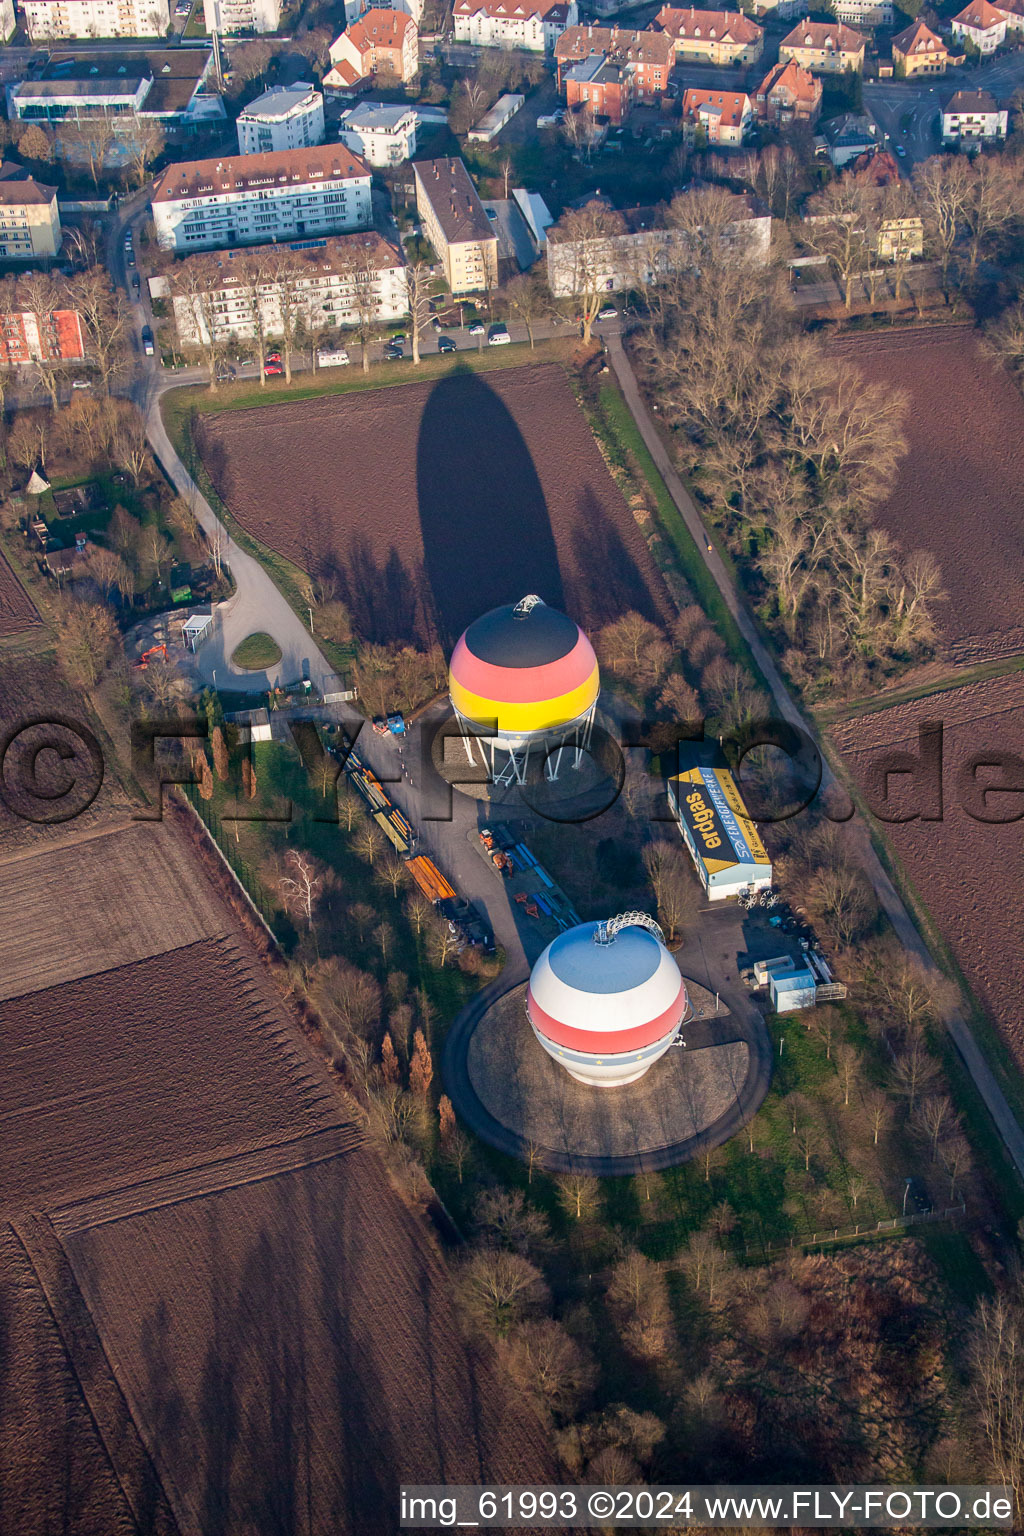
[526,915,689,1087]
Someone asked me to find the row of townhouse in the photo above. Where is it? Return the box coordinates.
[649,4,764,64]
[170,232,408,347]
[546,192,771,297]
[150,144,372,252]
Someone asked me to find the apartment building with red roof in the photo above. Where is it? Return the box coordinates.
[649,4,764,64]
[680,87,753,144]
[325,9,418,87]
[779,16,867,71]
[555,24,673,99]
[754,57,822,124]
[891,17,949,73]
[453,0,576,51]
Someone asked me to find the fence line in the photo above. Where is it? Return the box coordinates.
[743,1203,967,1261]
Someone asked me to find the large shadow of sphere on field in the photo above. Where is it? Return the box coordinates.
[416,367,565,647]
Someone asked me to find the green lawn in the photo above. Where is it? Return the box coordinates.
[231,632,282,671]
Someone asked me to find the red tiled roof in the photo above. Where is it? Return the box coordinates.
[891,17,945,51]
[556,23,674,63]
[952,0,1005,26]
[454,0,568,16]
[347,7,416,47]
[151,145,370,204]
[756,57,820,102]
[651,4,763,43]
[780,16,866,48]
[680,86,750,125]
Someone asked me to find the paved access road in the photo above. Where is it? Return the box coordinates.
[604,330,1024,1185]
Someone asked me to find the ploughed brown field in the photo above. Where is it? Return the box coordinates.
[196,363,670,646]
[834,326,1024,666]
[0,817,559,1535]
[0,547,41,638]
[830,671,1024,1068]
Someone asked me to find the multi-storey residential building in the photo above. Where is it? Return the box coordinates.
[0,308,84,363]
[203,0,279,32]
[749,0,802,19]
[951,0,1006,51]
[779,17,867,71]
[546,194,770,297]
[151,145,372,252]
[555,25,674,99]
[754,57,821,123]
[649,6,764,65]
[413,158,498,294]
[7,49,225,140]
[565,54,633,121]
[680,87,753,145]
[942,87,1008,140]
[338,101,417,165]
[992,0,1024,34]
[453,0,575,50]
[170,232,407,347]
[344,0,423,27]
[0,164,62,261]
[325,10,418,86]
[236,84,324,155]
[891,18,949,73]
[834,0,892,26]
[21,0,167,40]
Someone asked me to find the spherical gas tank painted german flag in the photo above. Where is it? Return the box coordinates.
[527,915,689,1088]
[449,596,599,741]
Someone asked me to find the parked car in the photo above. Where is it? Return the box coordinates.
[389,332,406,344]
[264,360,284,375]
[126,250,135,268]
[317,347,350,367]
[896,144,907,157]
[140,325,154,356]
[265,350,282,363]
[216,365,236,381]
[131,273,140,296]
[71,378,92,390]
[438,336,456,353]
[487,323,510,346]
[124,232,133,251]
[468,322,485,335]
[597,304,617,319]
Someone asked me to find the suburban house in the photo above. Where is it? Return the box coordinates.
[546,194,771,298]
[0,307,84,362]
[779,18,867,72]
[21,0,168,40]
[891,18,950,74]
[170,232,408,348]
[992,0,1024,33]
[453,0,576,51]
[679,87,753,145]
[834,0,892,26]
[6,49,225,142]
[0,163,62,261]
[555,26,674,100]
[236,85,325,155]
[649,5,764,65]
[821,110,878,165]
[150,145,372,252]
[338,101,417,165]
[942,87,1008,140]
[875,214,924,259]
[755,57,822,124]
[951,0,1006,51]
[413,157,498,294]
[325,10,419,88]
[203,0,280,31]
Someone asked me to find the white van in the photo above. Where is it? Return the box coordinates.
[318,348,350,367]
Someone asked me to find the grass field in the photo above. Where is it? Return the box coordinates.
[231,631,283,670]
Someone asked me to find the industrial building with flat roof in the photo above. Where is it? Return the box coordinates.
[668,757,772,900]
[7,48,224,139]
[413,157,498,294]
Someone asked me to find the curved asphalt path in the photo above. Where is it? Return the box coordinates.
[441,964,772,1177]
